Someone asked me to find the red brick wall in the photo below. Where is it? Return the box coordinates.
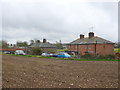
[67,44,114,55]
[69,45,78,51]
[96,44,114,55]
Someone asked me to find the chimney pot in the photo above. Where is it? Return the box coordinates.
[43,39,46,43]
[80,34,84,39]
[89,32,94,38]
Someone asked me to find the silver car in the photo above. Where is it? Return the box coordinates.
[15,50,26,55]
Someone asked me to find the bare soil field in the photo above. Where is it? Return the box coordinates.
[2,55,118,88]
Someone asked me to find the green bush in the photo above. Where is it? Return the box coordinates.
[30,47,42,55]
[97,54,115,59]
[81,53,93,59]
[81,53,116,59]
[94,55,104,59]
[105,55,115,59]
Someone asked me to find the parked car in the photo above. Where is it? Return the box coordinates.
[52,54,58,57]
[15,50,26,55]
[57,52,71,58]
[41,53,50,56]
[3,51,11,54]
[49,53,54,57]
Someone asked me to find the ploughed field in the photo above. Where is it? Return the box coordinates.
[2,55,118,88]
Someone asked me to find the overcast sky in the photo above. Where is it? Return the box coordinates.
[1,0,118,44]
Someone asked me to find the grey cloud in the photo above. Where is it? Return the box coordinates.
[2,1,118,44]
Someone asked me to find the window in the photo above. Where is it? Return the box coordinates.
[85,45,91,49]
[85,45,89,49]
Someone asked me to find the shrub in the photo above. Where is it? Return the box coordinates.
[95,54,115,59]
[81,54,116,59]
[105,54,115,59]
[30,47,42,55]
[81,53,93,59]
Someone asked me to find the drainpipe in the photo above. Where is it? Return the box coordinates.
[70,44,71,51]
[95,40,97,55]
[77,44,79,55]
[86,43,88,53]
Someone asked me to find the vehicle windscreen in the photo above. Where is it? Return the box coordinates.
[64,53,69,56]
[16,50,24,53]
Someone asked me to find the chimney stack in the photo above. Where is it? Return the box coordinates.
[43,39,46,43]
[80,34,84,39]
[89,32,94,38]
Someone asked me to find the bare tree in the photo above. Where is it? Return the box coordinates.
[30,40,34,45]
[0,40,8,48]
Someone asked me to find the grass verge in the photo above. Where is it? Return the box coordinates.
[5,54,120,61]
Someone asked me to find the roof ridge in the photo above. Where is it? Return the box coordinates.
[69,36,114,44]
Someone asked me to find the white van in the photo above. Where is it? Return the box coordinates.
[15,50,26,55]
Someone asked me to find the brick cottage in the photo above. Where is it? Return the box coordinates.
[67,32,114,55]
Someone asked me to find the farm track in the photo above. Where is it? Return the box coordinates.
[2,55,118,88]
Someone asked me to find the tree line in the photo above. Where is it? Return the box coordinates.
[0,39,64,55]
[0,39,64,49]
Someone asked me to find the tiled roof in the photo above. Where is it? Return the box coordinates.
[30,42,56,48]
[68,36,114,45]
